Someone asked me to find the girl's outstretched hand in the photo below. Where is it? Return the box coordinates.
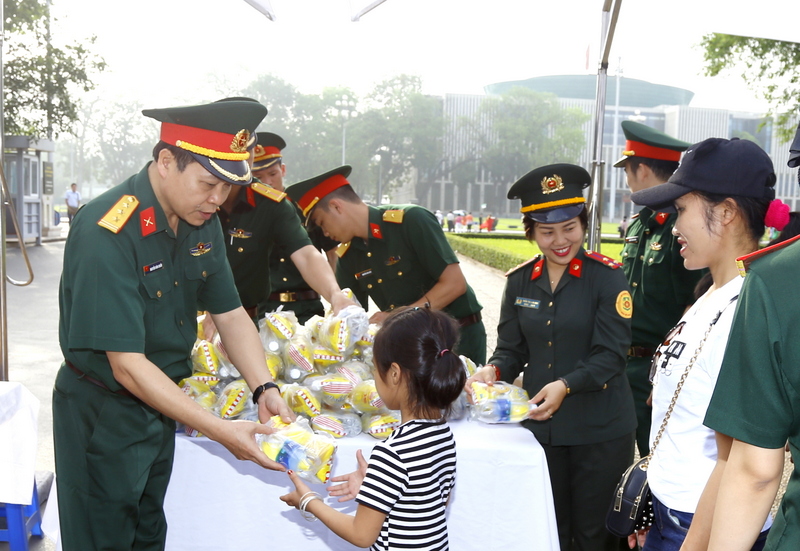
[328,449,368,502]
[279,470,312,509]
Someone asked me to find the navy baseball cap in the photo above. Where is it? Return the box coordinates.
[631,137,776,209]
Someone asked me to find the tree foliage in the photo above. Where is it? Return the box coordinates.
[701,33,800,141]
[3,0,106,138]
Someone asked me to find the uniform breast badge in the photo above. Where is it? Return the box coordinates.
[385,256,401,266]
[190,242,213,256]
[514,297,540,309]
[650,242,663,251]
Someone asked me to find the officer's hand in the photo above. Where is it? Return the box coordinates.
[258,387,295,425]
[529,381,567,421]
[329,292,358,317]
[369,310,390,325]
[464,365,497,402]
[217,420,286,471]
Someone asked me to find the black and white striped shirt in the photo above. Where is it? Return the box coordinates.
[356,419,457,550]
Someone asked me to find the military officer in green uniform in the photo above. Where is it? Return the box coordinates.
[215,128,349,324]
[614,120,701,457]
[253,132,340,323]
[466,164,635,551]
[286,166,487,364]
[53,100,295,551]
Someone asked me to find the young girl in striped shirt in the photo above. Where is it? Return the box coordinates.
[281,306,466,550]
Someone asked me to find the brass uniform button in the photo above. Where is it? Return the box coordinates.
[367,284,373,289]
[156,290,162,298]
[283,277,288,282]
[377,279,383,283]
[546,320,551,326]
[174,281,179,287]
[238,247,244,253]
[280,257,285,262]
[201,270,207,277]
[397,271,403,276]
[548,301,553,307]
[632,282,638,287]
[367,252,372,257]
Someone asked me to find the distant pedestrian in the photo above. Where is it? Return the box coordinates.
[64,183,81,223]
[435,209,444,227]
[446,210,455,232]
[466,212,474,232]
[618,216,628,238]
[455,214,463,232]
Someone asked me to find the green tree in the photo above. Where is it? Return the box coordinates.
[701,33,800,141]
[3,0,106,139]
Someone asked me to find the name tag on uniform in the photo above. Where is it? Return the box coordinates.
[515,297,540,309]
[354,269,373,280]
[625,236,639,243]
[143,260,164,275]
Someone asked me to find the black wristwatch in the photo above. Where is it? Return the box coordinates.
[252,381,280,405]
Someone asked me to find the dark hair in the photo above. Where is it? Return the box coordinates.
[627,157,680,182]
[316,185,360,211]
[695,190,770,244]
[767,212,800,247]
[152,141,196,171]
[523,208,589,242]
[372,307,466,418]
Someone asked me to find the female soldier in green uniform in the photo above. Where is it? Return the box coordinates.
[467,164,636,551]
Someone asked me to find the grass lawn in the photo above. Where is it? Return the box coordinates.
[464,237,624,263]
[493,218,621,236]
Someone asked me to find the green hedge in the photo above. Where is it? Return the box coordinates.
[446,234,530,273]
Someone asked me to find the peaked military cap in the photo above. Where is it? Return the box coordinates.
[508,163,591,223]
[285,166,353,220]
[613,120,691,167]
[143,99,268,185]
[632,138,776,210]
[253,132,287,171]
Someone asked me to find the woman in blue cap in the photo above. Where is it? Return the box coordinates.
[467,163,637,551]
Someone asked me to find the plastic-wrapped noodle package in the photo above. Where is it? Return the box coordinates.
[265,352,284,381]
[460,355,479,379]
[447,391,469,421]
[258,416,337,483]
[318,305,369,356]
[311,412,362,438]
[215,379,252,420]
[191,339,223,376]
[304,373,355,409]
[211,333,240,379]
[468,381,537,423]
[334,360,370,387]
[348,380,386,414]
[262,311,298,340]
[282,329,315,383]
[182,371,222,389]
[178,378,218,412]
[313,348,346,371]
[361,411,402,439]
[281,383,323,418]
[355,323,379,347]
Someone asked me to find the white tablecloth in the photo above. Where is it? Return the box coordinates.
[164,419,559,551]
[0,381,39,505]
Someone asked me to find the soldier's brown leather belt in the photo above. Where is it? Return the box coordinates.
[65,360,137,398]
[627,346,655,358]
[268,289,321,302]
[458,312,482,328]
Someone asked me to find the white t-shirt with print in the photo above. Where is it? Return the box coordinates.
[648,276,743,513]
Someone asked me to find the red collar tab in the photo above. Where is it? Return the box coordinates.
[246,186,256,207]
[159,122,250,161]
[369,223,383,239]
[530,257,545,281]
[140,206,157,237]
[569,258,583,278]
[299,174,350,217]
[654,212,670,225]
[623,140,683,163]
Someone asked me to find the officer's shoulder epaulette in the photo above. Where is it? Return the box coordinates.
[250,182,286,202]
[382,209,405,224]
[584,250,623,269]
[735,234,800,276]
[97,194,140,234]
[335,241,352,258]
[505,255,541,277]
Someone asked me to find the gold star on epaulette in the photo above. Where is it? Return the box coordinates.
[250,182,287,202]
[382,209,405,224]
[98,195,140,233]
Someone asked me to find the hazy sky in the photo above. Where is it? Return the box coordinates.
[50,0,798,112]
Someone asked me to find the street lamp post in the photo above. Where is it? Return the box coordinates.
[374,146,389,204]
[335,95,357,165]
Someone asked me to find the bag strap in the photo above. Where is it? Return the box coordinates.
[646,294,739,462]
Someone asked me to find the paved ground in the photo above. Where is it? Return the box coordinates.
[0,226,790,549]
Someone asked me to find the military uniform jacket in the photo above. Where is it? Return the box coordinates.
[705,240,800,549]
[59,164,241,391]
[336,205,482,319]
[622,208,703,347]
[268,203,338,294]
[489,249,636,446]
[217,183,312,308]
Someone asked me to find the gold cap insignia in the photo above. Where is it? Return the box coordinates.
[230,129,251,153]
[541,175,564,195]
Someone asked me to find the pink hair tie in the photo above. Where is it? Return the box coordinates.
[438,349,450,358]
[765,199,790,231]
